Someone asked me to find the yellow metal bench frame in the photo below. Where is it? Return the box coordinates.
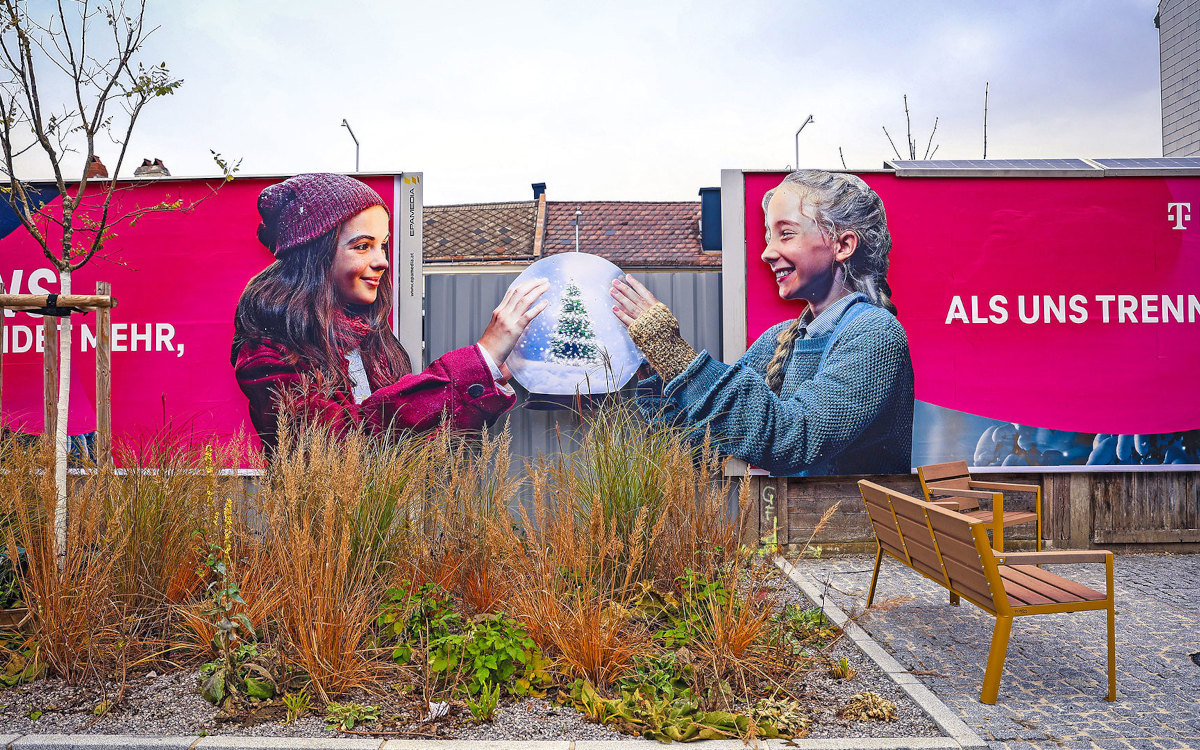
[917,460,1043,553]
[858,479,1115,705]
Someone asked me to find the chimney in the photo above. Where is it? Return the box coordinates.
[531,182,546,200]
[134,158,170,178]
[698,187,721,252]
[86,155,108,179]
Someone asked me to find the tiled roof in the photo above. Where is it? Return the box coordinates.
[421,198,718,268]
[423,201,539,262]
[543,201,717,267]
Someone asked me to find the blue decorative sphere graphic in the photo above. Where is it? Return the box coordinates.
[506,253,643,395]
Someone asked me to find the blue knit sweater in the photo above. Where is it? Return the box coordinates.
[636,296,914,476]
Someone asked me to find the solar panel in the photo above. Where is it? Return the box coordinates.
[1091,157,1200,170]
[889,159,1096,171]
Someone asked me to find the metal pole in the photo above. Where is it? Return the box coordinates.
[341,119,360,172]
[574,207,581,252]
[794,114,814,170]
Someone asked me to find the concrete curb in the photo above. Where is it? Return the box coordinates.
[1,739,973,750]
[773,557,988,750]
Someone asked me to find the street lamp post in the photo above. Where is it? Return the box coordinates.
[794,114,814,169]
[341,119,360,172]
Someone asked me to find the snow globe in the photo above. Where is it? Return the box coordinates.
[505,252,643,403]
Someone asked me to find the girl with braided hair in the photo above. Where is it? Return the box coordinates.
[610,169,913,476]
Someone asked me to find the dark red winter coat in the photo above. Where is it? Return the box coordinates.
[233,328,515,451]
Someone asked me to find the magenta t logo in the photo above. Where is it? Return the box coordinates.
[1167,202,1191,230]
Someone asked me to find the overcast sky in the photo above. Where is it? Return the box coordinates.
[22,0,1168,205]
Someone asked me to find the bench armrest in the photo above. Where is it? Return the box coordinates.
[930,501,962,509]
[996,550,1111,565]
[969,481,1039,493]
[927,485,997,501]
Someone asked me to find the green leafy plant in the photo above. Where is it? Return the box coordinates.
[379,582,461,665]
[466,681,501,722]
[644,571,732,648]
[777,604,836,646]
[0,637,43,687]
[325,701,379,731]
[615,651,695,702]
[428,612,548,697]
[283,690,311,724]
[564,678,801,742]
[197,547,266,705]
[0,548,26,610]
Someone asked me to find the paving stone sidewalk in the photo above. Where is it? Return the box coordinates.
[793,553,1200,750]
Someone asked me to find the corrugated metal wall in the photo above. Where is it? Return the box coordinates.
[425,269,722,468]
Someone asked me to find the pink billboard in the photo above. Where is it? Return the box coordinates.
[740,170,1200,470]
[1,175,397,447]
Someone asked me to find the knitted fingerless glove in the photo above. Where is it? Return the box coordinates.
[627,302,698,383]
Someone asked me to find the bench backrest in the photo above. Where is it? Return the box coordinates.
[917,460,980,512]
[859,479,1001,613]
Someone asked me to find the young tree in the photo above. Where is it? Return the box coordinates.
[0,0,190,555]
[550,282,600,365]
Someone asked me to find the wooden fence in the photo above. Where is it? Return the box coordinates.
[738,471,1200,553]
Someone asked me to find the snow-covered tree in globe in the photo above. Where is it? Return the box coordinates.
[550,283,601,365]
[506,253,643,396]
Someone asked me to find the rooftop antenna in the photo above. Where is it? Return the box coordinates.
[341,119,360,172]
[794,114,814,170]
[574,206,582,252]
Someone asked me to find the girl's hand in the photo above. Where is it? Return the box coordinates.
[478,278,551,364]
[610,274,662,326]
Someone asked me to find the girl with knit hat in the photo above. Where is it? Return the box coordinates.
[232,173,548,451]
[610,169,913,476]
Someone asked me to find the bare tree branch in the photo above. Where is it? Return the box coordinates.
[882,126,903,161]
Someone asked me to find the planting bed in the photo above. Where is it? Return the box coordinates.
[2,405,949,744]
[0,568,939,742]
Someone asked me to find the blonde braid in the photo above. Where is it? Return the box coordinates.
[765,317,805,394]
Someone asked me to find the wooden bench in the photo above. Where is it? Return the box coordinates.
[917,460,1042,553]
[858,479,1115,705]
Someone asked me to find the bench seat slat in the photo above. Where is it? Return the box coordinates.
[995,576,1056,606]
[964,510,1038,527]
[919,461,971,484]
[1000,565,1105,603]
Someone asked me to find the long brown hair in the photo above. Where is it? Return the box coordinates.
[231,228,412,389]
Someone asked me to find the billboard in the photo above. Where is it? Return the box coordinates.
[1,174,420,450]
[725,168,1200,474]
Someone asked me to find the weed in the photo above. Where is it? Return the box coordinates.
[466,681,501,722]
[282,690,311,724]
[325,701,379,731]
[829,657,857,680]
[427,612,548,697]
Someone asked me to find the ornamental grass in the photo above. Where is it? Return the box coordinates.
[0,397,840,742]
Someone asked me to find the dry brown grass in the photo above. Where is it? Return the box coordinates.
[249,424,399,701]
[1,437,127,683]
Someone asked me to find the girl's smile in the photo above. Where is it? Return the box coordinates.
[332,205,390,306]
[761,184,858,316]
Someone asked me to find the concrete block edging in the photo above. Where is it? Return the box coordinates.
[773,557,988,750]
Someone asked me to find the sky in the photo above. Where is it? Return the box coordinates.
[11,0,1166,206]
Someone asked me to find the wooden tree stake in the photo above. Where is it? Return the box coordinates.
[96,281,113,466]
[43,317,58,438]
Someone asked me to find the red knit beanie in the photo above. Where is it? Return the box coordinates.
[257,173,388,257]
